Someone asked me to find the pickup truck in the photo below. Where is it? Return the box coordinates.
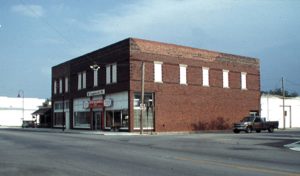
[233,116,278,133]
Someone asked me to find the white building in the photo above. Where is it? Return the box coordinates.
[0,96,45,127]
[261,94,300,129]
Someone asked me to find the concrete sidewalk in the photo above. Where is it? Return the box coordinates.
[0,126,140,136]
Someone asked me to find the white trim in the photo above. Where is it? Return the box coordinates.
[179,64,187,85]
[241,72,247,90]
[65,77,69,93]
[154,61,163,83]
[223,70,229,88]
[202,67,209,87]
[93,70,98,87]
[82,71,86,89]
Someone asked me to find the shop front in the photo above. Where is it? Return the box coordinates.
[133,92,154,131]
[104,91,129,131]
[73,96,104,130]
[53,100,70,129]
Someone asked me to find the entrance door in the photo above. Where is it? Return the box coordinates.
[93,112,102,130]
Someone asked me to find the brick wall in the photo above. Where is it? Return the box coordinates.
[129,38,260,132]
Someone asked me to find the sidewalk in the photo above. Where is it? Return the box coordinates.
[0,126,140,136]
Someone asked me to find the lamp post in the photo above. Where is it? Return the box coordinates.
[17,90,24,123]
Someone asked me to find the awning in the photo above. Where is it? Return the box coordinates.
[32,107,51,115]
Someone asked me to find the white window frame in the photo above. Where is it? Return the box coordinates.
[93,70,98,87]
[241,72,247,90]
[154,61,163,83]
[78,73,82,90]
[112,64,117,83]
[53,80,57,95]
[179,64,187,85]
[106,65,111,84]
[65,77,69,93]
[59,78,63,93]
[78,71,86,90]
[106,63,117,84]
[82,71,86,89]
[223,70,229,88]
[202,67,209,87]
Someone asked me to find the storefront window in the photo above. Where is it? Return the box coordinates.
[54,112,63,126]
[74,112,90,128]
[134,92,154,129]
[121,110,129,128]
[105,110,129,129]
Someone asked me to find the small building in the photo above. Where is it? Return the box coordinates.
[0,96,45,127]
[32,106,52,128]
[261,94,300,128]
[52,38,260,132]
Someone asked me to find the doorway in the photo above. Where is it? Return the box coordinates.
[93,111,102,130]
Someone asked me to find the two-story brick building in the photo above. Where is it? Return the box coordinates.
[52,38,260,132]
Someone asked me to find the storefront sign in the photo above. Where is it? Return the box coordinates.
[89,100,104,109]
[87,89,105,97]
[83,101,89,109]
[104,99,113,107]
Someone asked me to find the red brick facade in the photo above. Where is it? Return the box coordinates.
[52,38,260,132]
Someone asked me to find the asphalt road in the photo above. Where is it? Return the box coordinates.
[0,129,300,176]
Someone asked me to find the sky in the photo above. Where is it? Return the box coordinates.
[0,0,300,98]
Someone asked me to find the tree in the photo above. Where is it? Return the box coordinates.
[261,88,299,97]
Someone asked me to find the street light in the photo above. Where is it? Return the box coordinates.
[90,64,100,71]
[17,90,24,122]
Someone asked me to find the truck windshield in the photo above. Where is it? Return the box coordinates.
[241,116,255,122]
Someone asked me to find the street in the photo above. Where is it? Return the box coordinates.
[0,129,300,176]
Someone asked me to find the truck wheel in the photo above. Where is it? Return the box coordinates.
[245,127,252,133]
[233,129,240,133]
[268,127,274,133]
[256,130,261,133]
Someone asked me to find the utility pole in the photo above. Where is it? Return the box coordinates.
[140,62,145,134]
[282,77,285,130]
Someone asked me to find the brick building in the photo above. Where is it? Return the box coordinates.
[52,38,260,132]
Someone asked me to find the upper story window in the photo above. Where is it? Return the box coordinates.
[65,77,69,93]
[53,80,57,95]
[241,72,247,90]
[223,70,229,88]
[106,63,117,84]
[59,78,63,94]
[93,69,98,87]
[202,67,209,87]
[154,61,163,83]
[179,64,187,85]
[78,71,86,90]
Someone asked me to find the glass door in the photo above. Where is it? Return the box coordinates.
[93,111,102,130]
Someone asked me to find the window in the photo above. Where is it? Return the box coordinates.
[154,62,162,82]
[223,70,229,88]
[106,63,117,84]
[82,71,86,89]
[77,71,86,90]
[93,69,98,87]
[78,73,82,90]
[180,64,187,85]
[241,72,247,90]
[59,78,63,93]
[74,112,90,128]
[53,80,57,95]
[65,77,69,93]
[202,67,209,86]
[133,93,154,130]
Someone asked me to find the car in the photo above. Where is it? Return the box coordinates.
[233,116,278,133]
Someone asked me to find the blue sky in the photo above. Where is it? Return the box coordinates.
[0,0,299,98]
